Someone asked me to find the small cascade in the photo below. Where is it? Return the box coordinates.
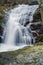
[0,5,39,52]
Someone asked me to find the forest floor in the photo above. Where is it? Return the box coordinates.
[0,45,43,65]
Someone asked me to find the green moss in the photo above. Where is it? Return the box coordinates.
[33,11,41,21]
[37,0,43,22]
[0,6,6,25]
[0,6,6,14]
[40,8,43,22]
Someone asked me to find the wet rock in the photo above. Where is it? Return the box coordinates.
[0,45,43,65]
[32,32,37,37]
[40,25,43,34]
[24,21,29,27]
[0,36,2,43]
[5,50,43,65]
[33,11,42,22]
[30,23,41,30]
[0,25,3,36]
[0,25,3,43]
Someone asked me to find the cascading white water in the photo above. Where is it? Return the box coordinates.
[0,5,39,52]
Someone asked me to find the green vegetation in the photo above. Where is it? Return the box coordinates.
[40,8,43,22]
[33,11,41,21]
[0,6,6,25]
[37,0,43,22]
[0,6,6,14]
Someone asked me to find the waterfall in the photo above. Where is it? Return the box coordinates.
[0,5,39,52]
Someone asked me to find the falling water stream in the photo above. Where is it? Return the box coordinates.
[0,5,39,52]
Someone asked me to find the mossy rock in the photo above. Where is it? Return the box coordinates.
[0,6,6,14]
[0,45,43,65]
[40,8,43,22]
[0,6,6,25]
[33,11,42,21]
[0,15,3,25]
[36,34,43,42]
